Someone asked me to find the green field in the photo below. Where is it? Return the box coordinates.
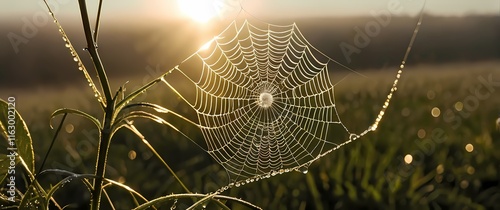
[1,61,499,209]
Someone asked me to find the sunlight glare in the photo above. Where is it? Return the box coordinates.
[199,36,218,51]
[177,0,217,23]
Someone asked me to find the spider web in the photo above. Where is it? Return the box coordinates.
[161,19,409,187]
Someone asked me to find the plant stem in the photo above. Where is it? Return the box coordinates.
[77,0,115,209]
[78,0,112,104]
[94,0,104,42]
[92,109,114,210]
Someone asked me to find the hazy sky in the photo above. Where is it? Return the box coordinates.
[1,0,499,21]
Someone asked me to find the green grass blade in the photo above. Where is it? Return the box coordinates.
[0,98,35,177]
[50,108,101,129]
[133,193,261,210]
[102,188,117,210]
[186,194,215,210]
[114,68,176,115]
[114,111,205,153]
[102,178,150,206]
[43,174,97,207]
[120,121,191,193]
[0,154,10,187]
[114,77,163,113]
[18,183,48,209]
[36,169,150,208]
[42,0,106,108]
[306,172,324,210]
[121,102,199,126]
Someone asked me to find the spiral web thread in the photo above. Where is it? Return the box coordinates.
[162,16,422,190]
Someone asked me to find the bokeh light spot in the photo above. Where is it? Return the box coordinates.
[431,107,441,117]
[404,154,413,164]
[128,150,137,160]
[118,176,126,184]
[466,166,475,175]
[427,90,436,100]
[460,180,469,189]
[465,143,474,152]
[436,164,444,174]
[65,124,74,134]
[454,101,463,111]
[417,129,426,139]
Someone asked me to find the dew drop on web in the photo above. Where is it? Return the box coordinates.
[300,167,308,174]
[349,133,360,141]
[296,164,310,174]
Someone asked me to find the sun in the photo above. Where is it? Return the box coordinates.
[177,0,217,23]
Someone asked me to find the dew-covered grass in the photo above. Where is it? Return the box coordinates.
[1,61,499,209]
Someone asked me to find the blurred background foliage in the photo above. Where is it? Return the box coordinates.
[2,62,499,209]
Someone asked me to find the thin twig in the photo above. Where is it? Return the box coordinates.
[37,113,67,176]
[94,0,104,42]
